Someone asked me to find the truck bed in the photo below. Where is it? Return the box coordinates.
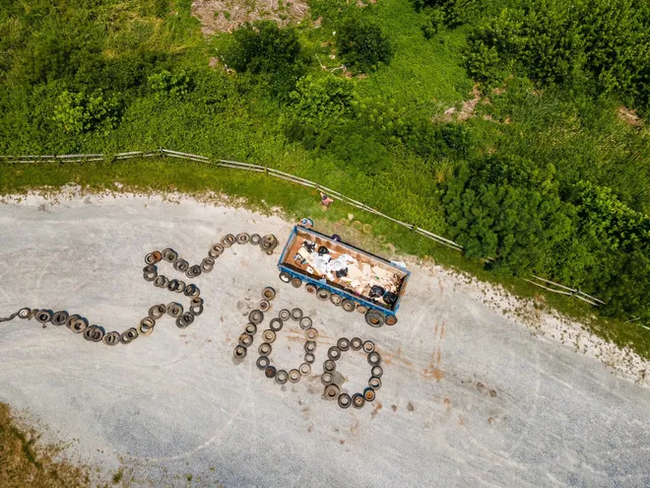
[279,226,410,313]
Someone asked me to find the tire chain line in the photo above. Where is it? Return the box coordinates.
[1,232,279,346]
[234,286,382,409]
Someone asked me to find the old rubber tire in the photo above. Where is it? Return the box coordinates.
[305,283,317,294]
[262,286,276,301]
[385,315,398,326]
[291,277,302,288]
[329,294,342,307]
[279,271,291,283]
[365,310,385,328]
[316,288,330,301]
[341,299,355,312]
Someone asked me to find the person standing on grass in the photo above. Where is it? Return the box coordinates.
[320,192,334,210]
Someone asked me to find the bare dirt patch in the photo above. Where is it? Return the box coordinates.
[192,0,309,34]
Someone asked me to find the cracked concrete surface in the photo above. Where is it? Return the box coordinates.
[0,192,649,487]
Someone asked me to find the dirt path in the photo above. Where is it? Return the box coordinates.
[0,191,649,487]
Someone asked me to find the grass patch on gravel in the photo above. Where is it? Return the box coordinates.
[0,403,91,488]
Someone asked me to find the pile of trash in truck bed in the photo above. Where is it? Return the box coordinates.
[292,237,404,309]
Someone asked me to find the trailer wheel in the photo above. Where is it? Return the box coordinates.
[329,293,342,307]
[291,277,302,288]
[316,288,330,301]
[365,310,385,328]
[341,299,355,312]
[385,315,398,326]
[279,271,291,283]
[305,283,317,294]
[356,304,369,314]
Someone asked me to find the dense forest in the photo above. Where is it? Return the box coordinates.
[0,1,648,333]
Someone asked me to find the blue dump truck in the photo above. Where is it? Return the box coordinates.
[277,225,411,327]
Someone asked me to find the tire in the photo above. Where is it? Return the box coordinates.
[183,284,198,297]
[329,294,342,307]
[305,283,317,294]
[103,331,121,346]
[327,346,341,361]
[221,234,236,248]
[162,248,177,262]
[304,353,315,364]
[258,343,272,356]
[201,258,215,273]
[369,377,382,390]
[341,299,355,312]
[154,275,166,288]
[233,345,247,359]
[66,314,81,328]
[362,340,376,354]
[305,328,318,341]
[258,300,271,312]
[121,328,139,344]
[291,277,302,288]
[385,315,398,326]
[290,308,303,321]
[239,333,254,347]
[357,304,369,314]
[262,287,276,301]
[173,258,189,273]
[371,365,383,378]
[176,312,195,328]
[209,243,224,258]
[70,317,88,333]
[288,369,301,383]
[145,253,156,265]
[167,279,179,292]
[338,393,352,409]
[324,384,340,400]
[350,337,363,351]
[190,297,204,316]
[269,318,283,332]
[279,309,291,321]
[148,304,166,320]
[52,311,69,326]
[248,309,264,325]
[262,329,276,343]
[265,366,277,378]
[36,310,53,324]
[367,351,382,366]
[84,326,104,342]
[139,318,155,336]
[167,302,183,318]
[352,393,365,409]
[363,387,376,402]
[299,363,311,376]
[299,316,312,330]
[18,308,31,319]
[321,372,334,386]
[250,234,261,245]
[365,310,385,328]
[257,356,270,370]
[275,370,289,384]
[177,281,187,293]
[187,265,202,278]
[316,288,330,301]
[304,341,317,353]
[337,337,351,351]
[323,360,336,373]
[279,271,291,283]
[245,323,257,335]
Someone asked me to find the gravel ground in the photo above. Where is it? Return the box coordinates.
[0,191,649,488]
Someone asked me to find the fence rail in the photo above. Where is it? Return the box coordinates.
[1,148,607,308]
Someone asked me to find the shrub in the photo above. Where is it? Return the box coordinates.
[227,21,305,95]
[336,17,393,73]
[53,90,121,135]
[421,8,446,39]
[289,75,357,123]
[147,70,192,99]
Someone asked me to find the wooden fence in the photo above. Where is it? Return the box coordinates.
[0,148,607,308]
